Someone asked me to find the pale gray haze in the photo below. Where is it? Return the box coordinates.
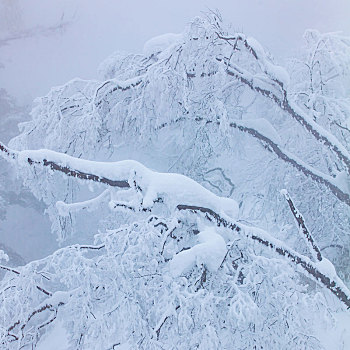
[1,0,349,103]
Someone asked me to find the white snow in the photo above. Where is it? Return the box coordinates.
[1,14,349,350]
[316,257,338,280]
[238,118,282,145]
[334,170,350,194]
[0,249,9,262]
[246,36,290,86]
[314,310,350,350]
[170,227,227,277]
[143,33,183,56]
[16,149,239,219]
[56,189,110,217]
[280,189,288,196]
[48,290,71,305]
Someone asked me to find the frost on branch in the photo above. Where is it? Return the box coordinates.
[0,140,350,348]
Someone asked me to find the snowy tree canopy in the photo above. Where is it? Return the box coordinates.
[0,12,349,350]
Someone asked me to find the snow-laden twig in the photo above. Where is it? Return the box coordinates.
[94,75,144,109]
[0,263,52,297]
[7,298,66,341]
[0,141,129,188]
[56,189,111,216]
[281,189,322,262]
[216,32,289,87]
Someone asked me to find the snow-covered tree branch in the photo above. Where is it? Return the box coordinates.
[281,189,323,262]
[215,31,350,175]
[0,142,349,309]
[194,118,350,206]
[1,12,349,350]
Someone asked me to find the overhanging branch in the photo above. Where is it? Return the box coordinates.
[0,141,130,189]
[0,142,349,308]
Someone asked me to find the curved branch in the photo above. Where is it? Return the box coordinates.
[193,118,350,206]
[56,189,111,216]
[7,301,64,338]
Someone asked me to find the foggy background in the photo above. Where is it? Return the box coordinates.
[1,0,350,104]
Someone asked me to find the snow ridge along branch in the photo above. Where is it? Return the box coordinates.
[0,142,349,309]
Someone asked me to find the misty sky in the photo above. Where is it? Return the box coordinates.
[1,0,350,104]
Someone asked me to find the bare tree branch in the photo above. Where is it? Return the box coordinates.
[0,19,73,47]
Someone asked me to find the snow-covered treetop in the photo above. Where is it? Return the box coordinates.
[0,12,350,349]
